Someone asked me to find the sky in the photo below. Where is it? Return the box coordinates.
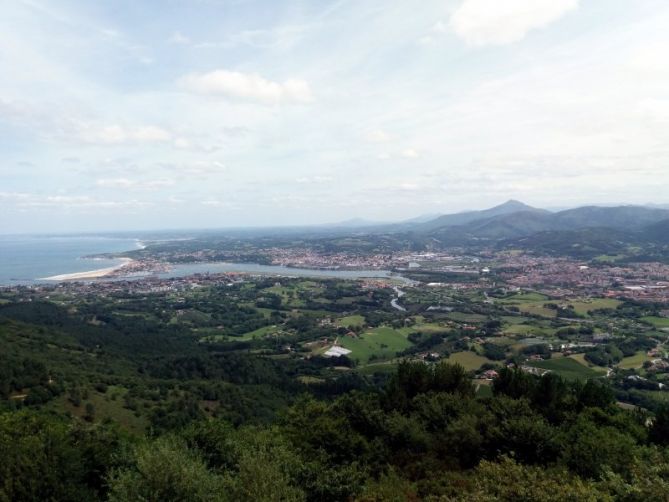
[1,0,669,233]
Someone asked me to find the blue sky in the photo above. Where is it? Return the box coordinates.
[2,0,669,233]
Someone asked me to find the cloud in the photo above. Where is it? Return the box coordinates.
[401,148,420,158]
[179,69,313,104]
[295,176,333,184]
[79,125,172,145]
[96,178,175,190]
[450,0,579,46]
[0,192,151,210]
[364,129,391,143]
[169,31,191,45]
[201,199,233,207]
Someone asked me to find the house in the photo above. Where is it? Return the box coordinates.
[482,369,498,380]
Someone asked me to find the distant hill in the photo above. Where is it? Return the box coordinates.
[408,202,669,242]
[552,205,669,230]
[642,219,669,244]
[501,228,636,259]
[415,200,548,232]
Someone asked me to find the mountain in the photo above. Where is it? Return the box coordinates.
[642,218,669,244]
[463,210,561,239]
[502,227,635,258]
[402,213,443,224]
[411,202,669,241]
[415,200,548,232]
[552,205,669,230]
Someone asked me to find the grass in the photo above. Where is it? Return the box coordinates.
[568,298,621,315]
[475,382,493,398]
[528,357,602,380]
[338,327,413,364]
[338,315,365,329]
[446,351,492,371]
[236,325,280,340]
[641,316,669,328]
[568,353,609,373]
[446,312,487,322]
[356,361,399,375]
[503,292,549,302]
[50,386,148,434]
[594,255,625,263]
[617,352,650,369]
[516,303,557,318]
[504,324,553,336]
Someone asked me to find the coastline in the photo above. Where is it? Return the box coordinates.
[40,258,134,281]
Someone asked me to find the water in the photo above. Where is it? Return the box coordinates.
[0,236,413,285]
[0,235,140,285]
[159,262,411,283]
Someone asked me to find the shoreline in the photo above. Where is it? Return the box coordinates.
[40,258,134,281]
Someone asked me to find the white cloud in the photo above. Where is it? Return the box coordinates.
[364,129,391,143]
[169,31,190,45]
[76,124,172,145]
[201,199,233,207]
[0,192,151,210]
[295,176,333,184]
[401,148,420,158]
[173,137,192,149]
[96,178,175,190]
[179,69,313,104]
[450,0,579,46]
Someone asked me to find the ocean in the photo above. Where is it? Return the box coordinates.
[0,235,412,286]
[0,235,141,285]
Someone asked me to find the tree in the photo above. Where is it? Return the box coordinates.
[108,436,226,502]
[649,405,669,446]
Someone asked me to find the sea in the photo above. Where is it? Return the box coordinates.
[0,235,141,285]
[0,235,412,286]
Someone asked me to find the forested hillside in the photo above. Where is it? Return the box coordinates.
[2,361,669,500]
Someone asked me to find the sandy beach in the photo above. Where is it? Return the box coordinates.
[41,258,133,281]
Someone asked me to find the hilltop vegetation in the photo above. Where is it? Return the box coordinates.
[2,361,669,500]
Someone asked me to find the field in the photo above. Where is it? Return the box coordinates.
[337,315,365,329]
[528,357,603,380]
[446,312,487,322]
[617,351,650,369]
[338,327,413,364]
[447,351,492,371]
[503,292,550,302]
[503,323,554,336]
[641,316,669,328]
[568,298,621,315]
[237,325,280,340]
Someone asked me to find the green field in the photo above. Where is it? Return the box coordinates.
[503,292,549,302]
[617,352,650,369]
[338,315,365,329]
[447,351,492,371]
[504,324,553,336]
[338,327,413,364]
[237,325,280,340]
[568,298,621,315]
[641,316,669,328]
[529,357,603,380]
[517,303,557,318]
[446,312,487,322]
[356,361,398,375]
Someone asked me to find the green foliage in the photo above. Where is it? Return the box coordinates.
[0,410,127,501]
[108,436,226,502]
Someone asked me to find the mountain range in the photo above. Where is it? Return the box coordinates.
[371,200,669,258]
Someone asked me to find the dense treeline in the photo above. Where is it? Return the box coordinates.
[2,362,669,501]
